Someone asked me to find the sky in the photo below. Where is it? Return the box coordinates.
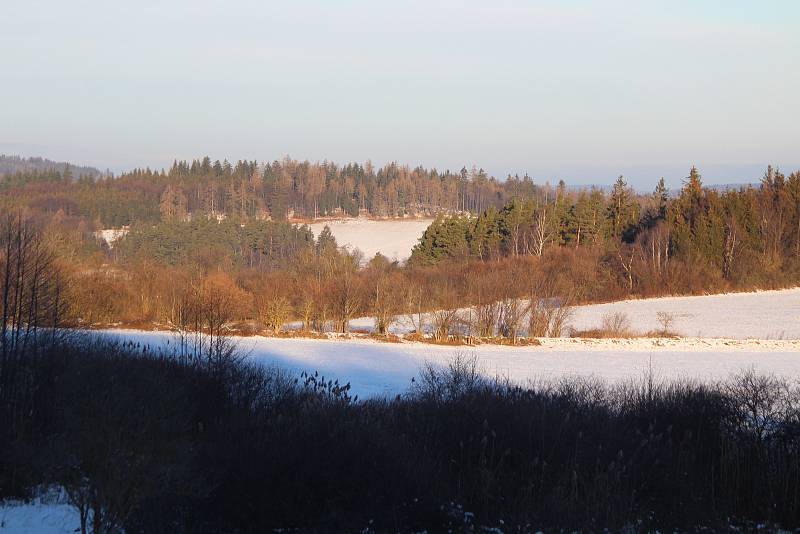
[2,0,799,188]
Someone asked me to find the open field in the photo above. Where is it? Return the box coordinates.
[569,287,800,339]
[306,217,432,263]
[342,287,800,340]
[93,288,800,398]
[101,330,800,399]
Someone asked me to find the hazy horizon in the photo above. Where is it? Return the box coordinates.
[3,0,798,188]
[1,152,793,190]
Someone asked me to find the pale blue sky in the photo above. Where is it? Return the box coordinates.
[2,0,798,187]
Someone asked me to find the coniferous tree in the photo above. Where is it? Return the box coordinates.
[607,175,637,240]
[654,177,668,219]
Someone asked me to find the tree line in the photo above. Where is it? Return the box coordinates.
[2,155,544,226]
[411,167,800,292]
[0,154,101,179]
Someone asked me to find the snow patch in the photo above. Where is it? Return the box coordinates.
[306,218,432,263]
[94,227,129,248]
[0,489,80,534]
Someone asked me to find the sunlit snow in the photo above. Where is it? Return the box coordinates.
[306,218,432,263]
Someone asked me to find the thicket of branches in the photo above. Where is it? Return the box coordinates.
[2,337,800,532]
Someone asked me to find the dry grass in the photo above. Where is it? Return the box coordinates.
[572,311,683,339]
[571,312,635,338]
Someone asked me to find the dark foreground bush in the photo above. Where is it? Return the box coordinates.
[2,340,800,532]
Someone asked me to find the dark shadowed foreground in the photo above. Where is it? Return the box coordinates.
[1,333,799,533]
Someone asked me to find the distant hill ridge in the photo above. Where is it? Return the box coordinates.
[0,154,102,177]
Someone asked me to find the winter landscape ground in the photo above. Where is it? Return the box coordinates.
[6,289,798,531]
[97,287,800,398]
[6,288,799,531]
[0,492,78,534]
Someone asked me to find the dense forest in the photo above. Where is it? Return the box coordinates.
[2,156,538,225]
[1,157,799,339]
[411,167,800,289]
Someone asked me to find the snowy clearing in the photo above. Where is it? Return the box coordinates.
[340,287,800,341]
[100,330,800,399]
[0,492,79,534]
[93,227,128,248]
[306,217,432,263]
[94,288,800,398]
[569,288,800,340]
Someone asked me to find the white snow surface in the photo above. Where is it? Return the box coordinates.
[93,288,800,399]
[93,227,128,248]
[100,335,800,400]
[7,289,797,528]
[0,494,80,534]
[306,218,432,263]
[342,287,800,340]
[568,288,800,340]
[7,292,800,534]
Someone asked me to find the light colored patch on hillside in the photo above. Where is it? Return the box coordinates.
[93,227,129,248]
[306,218,432,263]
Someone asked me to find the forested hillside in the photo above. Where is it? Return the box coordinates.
[411,167,800,290]
[2,158,799,335]
[1,156,537,226]
[0,154,101,178]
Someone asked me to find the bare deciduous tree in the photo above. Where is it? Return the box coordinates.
[257,295,291,334]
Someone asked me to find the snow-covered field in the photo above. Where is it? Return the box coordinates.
[77,288,800,398]
[0,492,79,534]
[100,285,800,399]
[93,227,128,248]
[100,330,800,399]
[342,287,800,341]
[306,217,432,263]
[569,288,800,340]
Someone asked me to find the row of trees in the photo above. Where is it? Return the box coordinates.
[2,155,546,226]
[113,218,322,270]
[410,175,643,264]
[67,247,635,343]
[0,154,100,178]
[412,167,800,291]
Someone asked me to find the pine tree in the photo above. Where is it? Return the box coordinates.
[654,177,668,219]
[316,225,338,257]
[607,175,636,239]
